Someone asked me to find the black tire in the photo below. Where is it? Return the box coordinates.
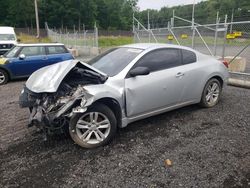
[0,69,9,85]
[200,78,222,108]
[69,103,117,148]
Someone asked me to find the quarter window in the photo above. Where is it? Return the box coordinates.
[182,49,196,64]
[134,48,182,72]
[47,46,67,54]
[20,46,46,56]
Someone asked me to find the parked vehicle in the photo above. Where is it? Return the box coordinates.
[19,43,229,148]
[0,27,18,55]
[0,43,74,85]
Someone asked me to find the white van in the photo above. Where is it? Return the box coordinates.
[0,27,18,55]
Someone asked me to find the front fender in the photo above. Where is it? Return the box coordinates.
[83,84,124,108]
[0,64,13,79]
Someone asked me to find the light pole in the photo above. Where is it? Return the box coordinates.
[34,0,40,38]
[191,0,196,49]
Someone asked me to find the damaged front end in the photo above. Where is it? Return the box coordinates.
[19,60,107,138]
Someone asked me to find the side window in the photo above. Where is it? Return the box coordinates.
[47,46,67,54]
[182,49,196,64]
[20,46,45,56]
[134,48,182,72]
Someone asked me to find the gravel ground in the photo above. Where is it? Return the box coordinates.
[0,80,250,188]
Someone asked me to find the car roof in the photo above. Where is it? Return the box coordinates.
[16,43,65,47]
[0,27,15,34]
[121,43,196,51]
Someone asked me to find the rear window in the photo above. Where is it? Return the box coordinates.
[182,49,197,64]
[47,46,67,54]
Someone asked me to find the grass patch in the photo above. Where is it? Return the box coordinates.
[98,36,133,47]
[18,34,51,43]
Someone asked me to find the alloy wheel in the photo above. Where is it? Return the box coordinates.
[75,112,111,145]
[0,72,6,84]
[205,82,220,106]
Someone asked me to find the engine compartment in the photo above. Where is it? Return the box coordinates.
[19,64,106,135]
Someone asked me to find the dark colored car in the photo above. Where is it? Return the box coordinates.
[0,43,74,85]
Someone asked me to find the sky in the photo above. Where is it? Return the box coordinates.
[138,0,206,11]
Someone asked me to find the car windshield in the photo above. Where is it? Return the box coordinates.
[0,34,15,41]
[88,47,143,76]
[4,46,20,58]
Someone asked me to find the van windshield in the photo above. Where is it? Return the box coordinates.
[0,34,15,41]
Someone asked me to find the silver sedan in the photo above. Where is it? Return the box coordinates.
[19,43,229,148]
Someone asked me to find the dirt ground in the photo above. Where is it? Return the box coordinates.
[0,80,250,188]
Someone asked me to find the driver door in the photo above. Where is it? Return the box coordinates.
[125,48,184,117]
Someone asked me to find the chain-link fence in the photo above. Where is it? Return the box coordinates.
[46,23,99,57]
[134,18,250,81]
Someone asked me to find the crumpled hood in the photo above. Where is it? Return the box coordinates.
[26,59,107,93]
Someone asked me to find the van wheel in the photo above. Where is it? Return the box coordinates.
[69,103,117,148]
[0,69,9,85]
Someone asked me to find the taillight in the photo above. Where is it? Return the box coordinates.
[221,60,229,68]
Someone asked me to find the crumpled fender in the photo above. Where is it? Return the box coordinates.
[83,83,124,109]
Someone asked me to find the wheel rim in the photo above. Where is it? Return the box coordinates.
[205,82,220,105]
[75,112,111,145]
[0,72,5,84]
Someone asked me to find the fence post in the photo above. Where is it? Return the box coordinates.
[148,10,151,43]
[67,32,69,47]
[214,12,219,56]
[191,26,196,49]
[222,14,228,59]
[95,22,99,48]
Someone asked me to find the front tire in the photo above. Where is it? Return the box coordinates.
[0,69,9,85]
[200,78,222,108]
[69,103,117,148]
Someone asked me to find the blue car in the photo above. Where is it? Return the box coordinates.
[0,43,74,85]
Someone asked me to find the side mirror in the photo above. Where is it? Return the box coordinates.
[129,67,150,77]
[19,54,26,60]
[17,38,21,42]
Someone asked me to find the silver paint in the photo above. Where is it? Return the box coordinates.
[25,43,229,128]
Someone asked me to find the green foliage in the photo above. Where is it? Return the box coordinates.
[98,36,133,47]
[0,0,249,30]
[18,33,51,43]
[0,0,137,30]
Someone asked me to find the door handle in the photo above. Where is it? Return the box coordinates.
[176,72,185,78]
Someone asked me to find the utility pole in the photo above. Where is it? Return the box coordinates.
[230,8,234,33]
[148,10,151,42]
[34,0,40,38]
[191,0,196,49]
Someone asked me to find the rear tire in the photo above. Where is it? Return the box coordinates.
[0,69,9,85]
[69,103,117,148]
[200,78,222,108]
